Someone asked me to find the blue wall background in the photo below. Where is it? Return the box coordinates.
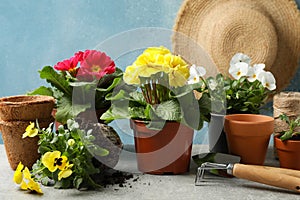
[1,0,300,144]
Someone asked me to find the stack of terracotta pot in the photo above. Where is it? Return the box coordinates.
[0,95,55,170]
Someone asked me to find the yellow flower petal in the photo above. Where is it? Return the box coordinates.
[58,169,73,181]
[25,122,35,132]
[42,151,61,172]
[143,46,171,56]
[20,180,28,190]
[123,65,141,85]
[23,167,31,180]
[13,162,24,184]
[27,179,43,194]
[22,122,39,138]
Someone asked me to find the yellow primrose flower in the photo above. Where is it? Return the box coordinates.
[143,46,171,56]
[123,65,142,85]
[42,151,68,172]
[58,162,74,181]
[22,122,39,138]
[13,162,24,184]
[19,167,43,194]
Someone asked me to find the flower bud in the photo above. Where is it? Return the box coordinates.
[67,139,75,146]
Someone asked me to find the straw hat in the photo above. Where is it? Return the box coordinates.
[173,0,300,92]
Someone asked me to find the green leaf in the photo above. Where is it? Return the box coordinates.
[129,107,147,119]
[100,103,131,123]
[74,177,83,189]
[69,81,97,87]
[91,146,109,157]
[96,77,121,92]
[129,91,146,105]
[55,95,91,124]
[105,90,129,101]
[39,66,72,96]
[155,100,181,121]
[146,120,166,130]
[27,86,54,96]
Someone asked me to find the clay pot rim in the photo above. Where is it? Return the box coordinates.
[224,114,274,124]
[0,95,55,106]
[132,119,180,124]
[274,135,300,144]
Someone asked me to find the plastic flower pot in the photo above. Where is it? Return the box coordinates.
[131,120,194,175]
[0,95,55,121]
[0,119,54,170]
[274,137,300,170]
[224,114,274,165]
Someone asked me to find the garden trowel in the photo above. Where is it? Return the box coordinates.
[193,153,300,193]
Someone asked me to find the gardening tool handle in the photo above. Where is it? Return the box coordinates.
[233,163,300,193]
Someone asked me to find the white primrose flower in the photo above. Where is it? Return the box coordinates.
[187,64,206,84]
[230,53,251,67]
[229,62,249,80]
[258,71,276,91]
[247,64,265,82]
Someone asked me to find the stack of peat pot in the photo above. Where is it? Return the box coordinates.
[0,95,55,170]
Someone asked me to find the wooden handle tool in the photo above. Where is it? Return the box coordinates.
[230,163,300,193]
[196,162,300,193]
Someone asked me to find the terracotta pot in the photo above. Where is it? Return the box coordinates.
[0,118,54,170]
[274,137,300,170]
[0,95,55,121]
[131,120,194,174]
[224,114,274,165]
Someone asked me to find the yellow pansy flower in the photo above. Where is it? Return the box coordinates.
[22,122,39,138]
[58,162,74,181]
[42,151,68,172]
[19,167,43,194]
[13,162,24,184]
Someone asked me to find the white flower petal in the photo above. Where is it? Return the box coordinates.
[187,75,200,84]
[230,53,251,67]
[247,64,265,82]
[261,71,276,90]
[190,64,206,77]
[229,62,249,80]
[253,64,265,71]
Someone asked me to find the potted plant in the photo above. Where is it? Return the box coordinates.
[274,114,300,170]
[101,46,210,174]
[28,49,123,125]
[12,119,126,193]
[204,53,276,153]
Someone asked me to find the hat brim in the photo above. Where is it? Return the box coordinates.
[173,0,300,92]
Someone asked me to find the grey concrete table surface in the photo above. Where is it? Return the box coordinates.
[0,144,299,200]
